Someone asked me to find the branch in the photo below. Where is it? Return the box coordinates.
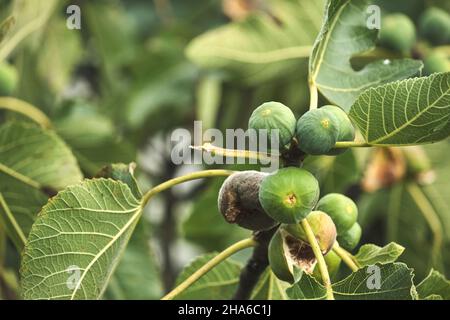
[232,227,277,300]
[161,238,256,300]
[332,242,359,272]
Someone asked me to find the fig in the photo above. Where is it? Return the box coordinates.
[379,13,416,54]
[248,101,296,149]
[259,167,320,224]
[268,229,317,283]
[283,210,337,255]
[296,108,339,155]
[218,171,277,231]
[337,222,362,251]
[321,105,355,155]
[423,51,450,75]
[312,250,341,281]
[316,193,358,234]
[419,8,450,46]
[0,62,18,96]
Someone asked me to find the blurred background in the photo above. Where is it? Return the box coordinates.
[0,0,449,299]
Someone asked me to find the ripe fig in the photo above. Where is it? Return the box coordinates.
[379,14,416,54]
[259,167,320,224]
[296,108,339,155]
[419,8,450,45]
[268,229,317,283]
[0,62,18,96]
[337,222,362,251]
[218,171,277,231]
[316,193,358,234]
[321,105,355,155]
[283,210,337,255]
[248,101,296,149]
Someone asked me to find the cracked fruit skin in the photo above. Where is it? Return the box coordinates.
[379,14,416,54]
[316,193,358,234]
[268,229,316,283]
[312,250,341,281]
[218,171,277,231]
[259,167,320,224]
[321,105,355,155]
[248,101,296,149]
[283,211,337,255]
[337,222,362,251]
[419,8,450,45]
[296,108,339,155]
[0,62,18,96]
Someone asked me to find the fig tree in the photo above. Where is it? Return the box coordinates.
[337,222,362,251]
[379,13,416,54]
[296,108,339,155]
[248,101,296,149]
[321,105,355,155]
[218,171,277,231]
[0,62,18,96]
[316,193,358,234]
[419,7,450,45]
[283,210,337,255]
[259,167,320,224]
[268,229,317,283]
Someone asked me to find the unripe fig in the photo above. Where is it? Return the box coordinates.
[419,8,450,45]
[283,211,337,255]
[268,229,317,283]
[312,250,341,281]
[337,222,362,251]
[316,193,358,234]
[0,62,18,95]
[218,171,277,231]
[423,51,450,75]
[259,167,320,224]
[379,14,416,54]
[248,101,296,149]
[321,105,355,155]
[296,108,339,155]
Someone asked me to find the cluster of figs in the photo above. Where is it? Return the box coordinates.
[218,101,361,283]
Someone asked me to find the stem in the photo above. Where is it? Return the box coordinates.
[0,192,27,249]
[308,80,318,110]
[232,227,277,300]
[161,238,257,300]
[0,97,51,128]
[141,169,234,207]
[334,141,371,148]
[301,219,334,300]
[332,243,359,272]
[406,182,443,270]
[190,143,277,162]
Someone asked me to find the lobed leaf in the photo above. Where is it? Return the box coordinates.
[309,0,422,110]
[20,179,142,300]
[354,242,405,267]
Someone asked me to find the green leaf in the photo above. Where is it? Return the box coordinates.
[0,122,82,250]
[309,0,422,110]
[174,253,241,300]
[287,263,416,300]
[354,242,405,267]
[349,73,450,145]
[250,268,289,300]
[416,269,450,300]
[20,178,143,300]
[0,16,15,45]
[104,220,162,300]
[95,162,162,300]
[186,0,325,84]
